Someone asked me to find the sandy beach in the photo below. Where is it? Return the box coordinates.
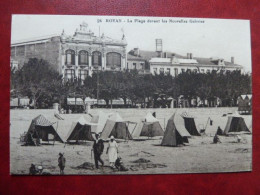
[10,107,252,175]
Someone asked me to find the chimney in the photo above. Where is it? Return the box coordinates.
[133,48,140,56]
[164,52,167,58]
[231,57,234,64]
[190,53,193,59]
[187,53,190,59]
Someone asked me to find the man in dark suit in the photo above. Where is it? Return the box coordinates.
[93,133,104,169]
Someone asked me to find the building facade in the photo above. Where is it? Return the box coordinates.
[149,53,243,76]
[127,48,147,73]
[11,22,127,80]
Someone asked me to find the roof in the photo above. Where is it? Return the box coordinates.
[194,57,242,67]
[173,113,191,137]
[128,49,185,61]
[90,111,112,133]
[143,112,159,123]
[33,115,55,126]
[149,58,171,63]
[108,113,125,122]
[178,59,198,64]
[11,34,60,46]
[127,53,146,61]
[128,49,243,68]
[240,94,252,100]
[77,116,97,126]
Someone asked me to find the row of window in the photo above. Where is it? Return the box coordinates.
[65,50,121,68]
[65,69,88,80]
[153,68,213,76]
[126,62,145,70]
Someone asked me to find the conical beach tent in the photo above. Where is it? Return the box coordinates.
[161,114,191,146]
[100,113,132,140]
[224,116,251,135]
[132,112,164,138]
[27,115,63,143]
[66,116,97,142]
[181,112,200,136]
[90,111,111,134]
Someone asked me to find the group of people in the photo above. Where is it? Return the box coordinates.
[93,133,126,170]
[29,133,127,175]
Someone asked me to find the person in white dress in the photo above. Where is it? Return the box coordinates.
[106,136,118,168]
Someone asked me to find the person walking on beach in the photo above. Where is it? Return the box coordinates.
[106,136,118,168]
[58,153,66,175]
[92,133,104,169]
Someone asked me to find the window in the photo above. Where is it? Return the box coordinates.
[193,69,197,73]
[166,68,171,75]
[106,52,121,69]
[174,68,178,77]
[181,68,185,73]
[79,69,88,80]
[65,50,75,65]
[133,63,137,69]
[140,62,144,69]
[65,69,75,80]
[79,50,88,65]
[153,68,157,74]
[207,69,210,73]
[201,69,205,73]
[159,68,164,74]
[92,51,102,68]
[187,69,191,74]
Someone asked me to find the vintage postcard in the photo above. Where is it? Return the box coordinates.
[10,15,252,175]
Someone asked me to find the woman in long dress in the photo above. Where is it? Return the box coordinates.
[106,136,118,168]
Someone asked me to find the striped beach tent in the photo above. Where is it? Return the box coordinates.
[27,115,63,143]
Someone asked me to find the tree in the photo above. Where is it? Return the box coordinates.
[14,58,62,108]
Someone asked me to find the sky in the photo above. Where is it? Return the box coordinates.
[11,15,252,72]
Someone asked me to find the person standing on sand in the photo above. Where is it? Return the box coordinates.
[92,133,104,169]
[106,136,118,168]
[58,153,66,175]
[213,134,221,144]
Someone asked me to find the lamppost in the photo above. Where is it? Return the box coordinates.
[93,65,99,107]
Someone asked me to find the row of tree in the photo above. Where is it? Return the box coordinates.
[11,58,252,109]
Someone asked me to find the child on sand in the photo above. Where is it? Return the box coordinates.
[58,153,66,175]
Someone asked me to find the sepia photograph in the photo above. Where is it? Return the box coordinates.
[10,15,252,175]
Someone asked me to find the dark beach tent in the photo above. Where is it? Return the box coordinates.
[27,115,63,143]
[224,116,251,135]
[181,112,201,136]
[161,114,191,146]
[66,116,96,142]
[100,113,132,140]
[132,112,164,138]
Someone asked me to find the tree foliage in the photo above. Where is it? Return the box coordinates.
[11,58,252,108]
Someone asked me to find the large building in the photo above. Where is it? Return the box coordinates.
[126,48,244,76]
[11,22,127,80]
[149,53,243,76]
